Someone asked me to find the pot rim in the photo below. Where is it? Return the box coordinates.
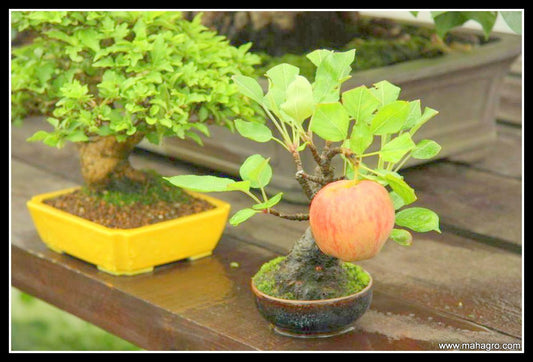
[27,186,231,234]
[250,266,373,305]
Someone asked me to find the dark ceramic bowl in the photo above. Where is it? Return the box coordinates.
[251,272,373,338]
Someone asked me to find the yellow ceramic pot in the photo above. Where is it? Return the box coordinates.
[26,187,231,276]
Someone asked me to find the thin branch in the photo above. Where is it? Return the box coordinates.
[291,150,315,201]
[268,209,309,221]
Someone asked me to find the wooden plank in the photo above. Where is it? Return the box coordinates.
[449,123,522,179]
[400,161,522,249]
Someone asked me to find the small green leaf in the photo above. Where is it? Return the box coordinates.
[390,228,413,246]
[239,154,272,188]
[342,85,380,124]
[310,102,350,142]
[232,74,264,105]
[385,173,417,205]
[409,107,439,135]
[280,75,315,123]
[229,208,258,226]
[226,180,251,192]
[389,191,405,210]
[252,192,284,210]
[380,133,416,163]
[234,119,272,143]
[312,49,355,103]
[395,207,441,233]
[65,130,89,142]
[411,139,442,160]
[26,130,50,142]
[370,100,410,135]
[500,11,522,35]
[370,80,401,107]
[402,100,422,131]
[163,175,235,193]
[264,63,300,108]
[349,121,373,155]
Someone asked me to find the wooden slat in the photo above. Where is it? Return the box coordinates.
[449,123,522,180]
[400,161,522,249]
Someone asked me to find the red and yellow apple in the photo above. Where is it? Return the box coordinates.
[309,179,395,261]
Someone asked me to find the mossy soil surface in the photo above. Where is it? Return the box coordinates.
[253,256,371,301]
[43,170,215,229]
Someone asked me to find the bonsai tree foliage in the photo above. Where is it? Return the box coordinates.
[165,48,442,300]
[11,11,261,190]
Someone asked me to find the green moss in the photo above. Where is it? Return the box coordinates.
[252,256,370,300]
[342,262,371,295]
[83,170,190,206]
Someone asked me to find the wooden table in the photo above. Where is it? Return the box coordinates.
[11,117,522,351]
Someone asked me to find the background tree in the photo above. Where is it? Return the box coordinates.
[11,11,261,190]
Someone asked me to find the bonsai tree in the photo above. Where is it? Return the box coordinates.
[165,48,442,300]
[11,11,261,191]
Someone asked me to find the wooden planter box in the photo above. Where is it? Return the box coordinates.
[140,30,521,203]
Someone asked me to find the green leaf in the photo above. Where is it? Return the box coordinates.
[264,63,300,108]
[385,173,417,205]
[226,180,251,192]
[312,49,355,103]
[402,100,422,131]
[26,130,50,142]
[389,191,405,210]
[500,11,522,35]
[75,29,101,52]
[239,154,272,188]
[341,86,380,124]
[280,75,315,123]
[370,100,410,135]
[411,139,442,160]
[380,133,416,163]
[370,80,401,107]
[395,207,441,233]
[409,107,439,135]
[232,74,264,105]
[163,175,235,192]
[229,208,258,226]
[252,192,284,210]
[431,11,469,39]
[310,102,350,142]
[390,229,413,246]
[349,121,373,155]
[461,11,498,39]
[306,49,332,67]
[234,119,272,143]
[65,130,89,142]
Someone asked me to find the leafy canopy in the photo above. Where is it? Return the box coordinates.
[165,48,442,244]
[11,11,261,147]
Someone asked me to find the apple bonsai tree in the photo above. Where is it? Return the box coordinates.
[11,11,261,198]
[165,48,442,300]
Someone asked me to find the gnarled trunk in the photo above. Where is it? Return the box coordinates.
[274,227,348,300]
[77,133,146,190]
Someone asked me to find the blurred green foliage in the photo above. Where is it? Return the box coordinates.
[11,288,142,351]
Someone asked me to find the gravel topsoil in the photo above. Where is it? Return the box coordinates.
[43,186,215,229]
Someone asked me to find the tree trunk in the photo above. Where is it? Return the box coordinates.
[274,227,348,300]
[77,133,146,190]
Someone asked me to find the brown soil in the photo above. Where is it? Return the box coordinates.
[43,188,215,229]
